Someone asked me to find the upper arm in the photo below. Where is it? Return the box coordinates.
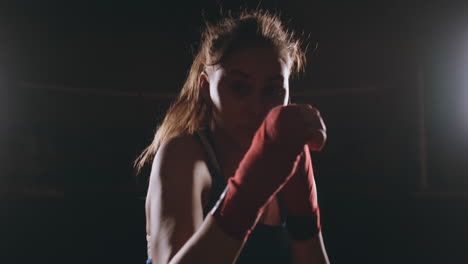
[146,135,209,263]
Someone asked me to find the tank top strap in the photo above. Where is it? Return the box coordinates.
[195,127,287,225]
[196,127,224,176]
[195,127,227,217]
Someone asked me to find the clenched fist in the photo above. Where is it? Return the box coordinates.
[263,104,327,152]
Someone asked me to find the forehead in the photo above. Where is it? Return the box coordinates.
[216,45,291,80]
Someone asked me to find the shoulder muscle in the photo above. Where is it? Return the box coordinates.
[146,134,209,262]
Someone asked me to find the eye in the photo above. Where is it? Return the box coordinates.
[264,86,286,97]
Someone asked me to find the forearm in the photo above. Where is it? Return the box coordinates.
[167,214,246,264]
[291,231,330,264]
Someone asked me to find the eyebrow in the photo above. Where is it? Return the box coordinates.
[226,69,284,82]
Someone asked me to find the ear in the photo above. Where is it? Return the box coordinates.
[199,71,211,104]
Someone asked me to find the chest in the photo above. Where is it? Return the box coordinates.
[201,157,283,226]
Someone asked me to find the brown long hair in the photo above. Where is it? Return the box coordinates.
[134,9,307,175]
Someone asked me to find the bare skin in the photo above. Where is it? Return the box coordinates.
[146,45,329,263]
[208,120,283,227]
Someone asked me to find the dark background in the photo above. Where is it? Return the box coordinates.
[1,0,468,263]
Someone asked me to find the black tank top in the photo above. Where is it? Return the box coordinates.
[196,128,292,264]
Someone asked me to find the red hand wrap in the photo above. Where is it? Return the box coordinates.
[211,105,309,240]
[280,144,321,240]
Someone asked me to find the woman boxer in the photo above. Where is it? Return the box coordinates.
[135,9,330,264]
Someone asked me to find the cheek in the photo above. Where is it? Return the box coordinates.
[218,92,245,120]
[283,89,290,105]
[210,85,242,122]
[270,94,288,107]
[263,91,289,114]
[209,84,222,110]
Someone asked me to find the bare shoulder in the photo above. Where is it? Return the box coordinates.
[148,133,209,194]
[146,134,213,262]
[152,134,205,170]
[146,133,212,238]
[157,133,204,161]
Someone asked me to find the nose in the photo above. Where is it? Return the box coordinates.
[245,94,273,124]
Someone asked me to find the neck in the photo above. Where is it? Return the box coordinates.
[210,121,250,161]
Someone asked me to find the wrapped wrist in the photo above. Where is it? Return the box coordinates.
[285,214,321,241]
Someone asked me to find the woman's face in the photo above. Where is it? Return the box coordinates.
[202,45,291,147]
